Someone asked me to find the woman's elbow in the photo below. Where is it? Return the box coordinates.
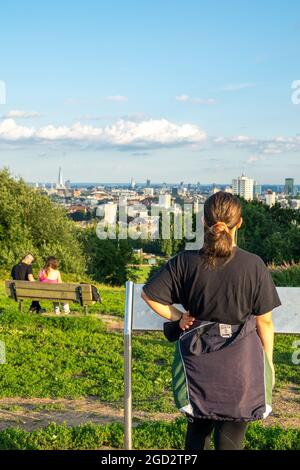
[256,311,274,327]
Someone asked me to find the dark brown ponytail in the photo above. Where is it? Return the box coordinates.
[202,191,242,270]
[43,256,59,276]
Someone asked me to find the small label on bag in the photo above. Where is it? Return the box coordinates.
[219,324,232,338]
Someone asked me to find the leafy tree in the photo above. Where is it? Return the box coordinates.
[81,228,137,285]
[0,169,85,274]
[238,199,300,264]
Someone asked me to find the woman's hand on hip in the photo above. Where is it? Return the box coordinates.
[179,312,195,331]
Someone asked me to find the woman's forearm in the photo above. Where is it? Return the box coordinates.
[141,292,183,321]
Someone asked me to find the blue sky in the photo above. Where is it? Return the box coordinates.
[0,0,300,184]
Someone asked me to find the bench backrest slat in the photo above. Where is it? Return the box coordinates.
[5,280,91,293]
[5,281,94,305]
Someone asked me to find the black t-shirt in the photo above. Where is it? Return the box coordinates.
[11,262,33,281]
[143,246,282,324]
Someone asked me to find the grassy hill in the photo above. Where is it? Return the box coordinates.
[0,266,299,449]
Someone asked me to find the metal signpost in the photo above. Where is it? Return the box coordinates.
[124,281,300,450]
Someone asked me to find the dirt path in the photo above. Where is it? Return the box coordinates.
[100,314,124,331]
[0,396,176,432]
[267,384,300,428]
[0,383,298,432]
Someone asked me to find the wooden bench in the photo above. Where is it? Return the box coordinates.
[5,280,96,314]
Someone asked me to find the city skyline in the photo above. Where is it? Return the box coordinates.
[32,165,298,188]
[1,0,300,183]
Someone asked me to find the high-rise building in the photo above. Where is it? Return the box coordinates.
[232,173,254,200]
[159,193,171,208]
[130,178,136,189]
[254,182,262,197]
[104,203,117,224]
[171,187,178,197]
[57,166,64,189]
[146,179,151,187]
[119,195,127,206]
[265,190,276,207]
[284,178,294,196]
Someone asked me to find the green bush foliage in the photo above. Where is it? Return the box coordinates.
[0,169,85,274]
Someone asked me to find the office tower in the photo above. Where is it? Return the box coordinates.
[58,166,64,188]
[232,173,254,201]
[146,179,151,187]
[104,203,117,224]
[65,179,71,190]
[159,193,171,208]
[171,187,178,197]
[265,190,276,207]
[130,178,136,189]
[119,195,127,206]
[254,182,262,197]
[284,178,294,195]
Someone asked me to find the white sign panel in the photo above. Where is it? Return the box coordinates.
[132,284,300,334]
[273,287,300,334]
[132,284,186,330]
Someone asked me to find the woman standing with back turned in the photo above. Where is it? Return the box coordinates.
[141,191,282,450]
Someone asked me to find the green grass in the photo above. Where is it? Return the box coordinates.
[0,307,176,411]
[0,304,298,411]
[0,272,299,450]
[0,419,299,450]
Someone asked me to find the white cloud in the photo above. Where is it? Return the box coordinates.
[176,94,190,102]
[246,155,261,164]
[262,145,285,155]
[230,135,253,143]
[105,95,128,102]
[0,118,206,149]
[213,133,300,155]
[176,95,217,105]
[192,98,217,105]
[3,109,43,119]
[218,83,256,92]
[0,118,35,140]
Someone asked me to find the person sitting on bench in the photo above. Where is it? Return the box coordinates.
[11,253,45,314]
[39,256,70,315]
